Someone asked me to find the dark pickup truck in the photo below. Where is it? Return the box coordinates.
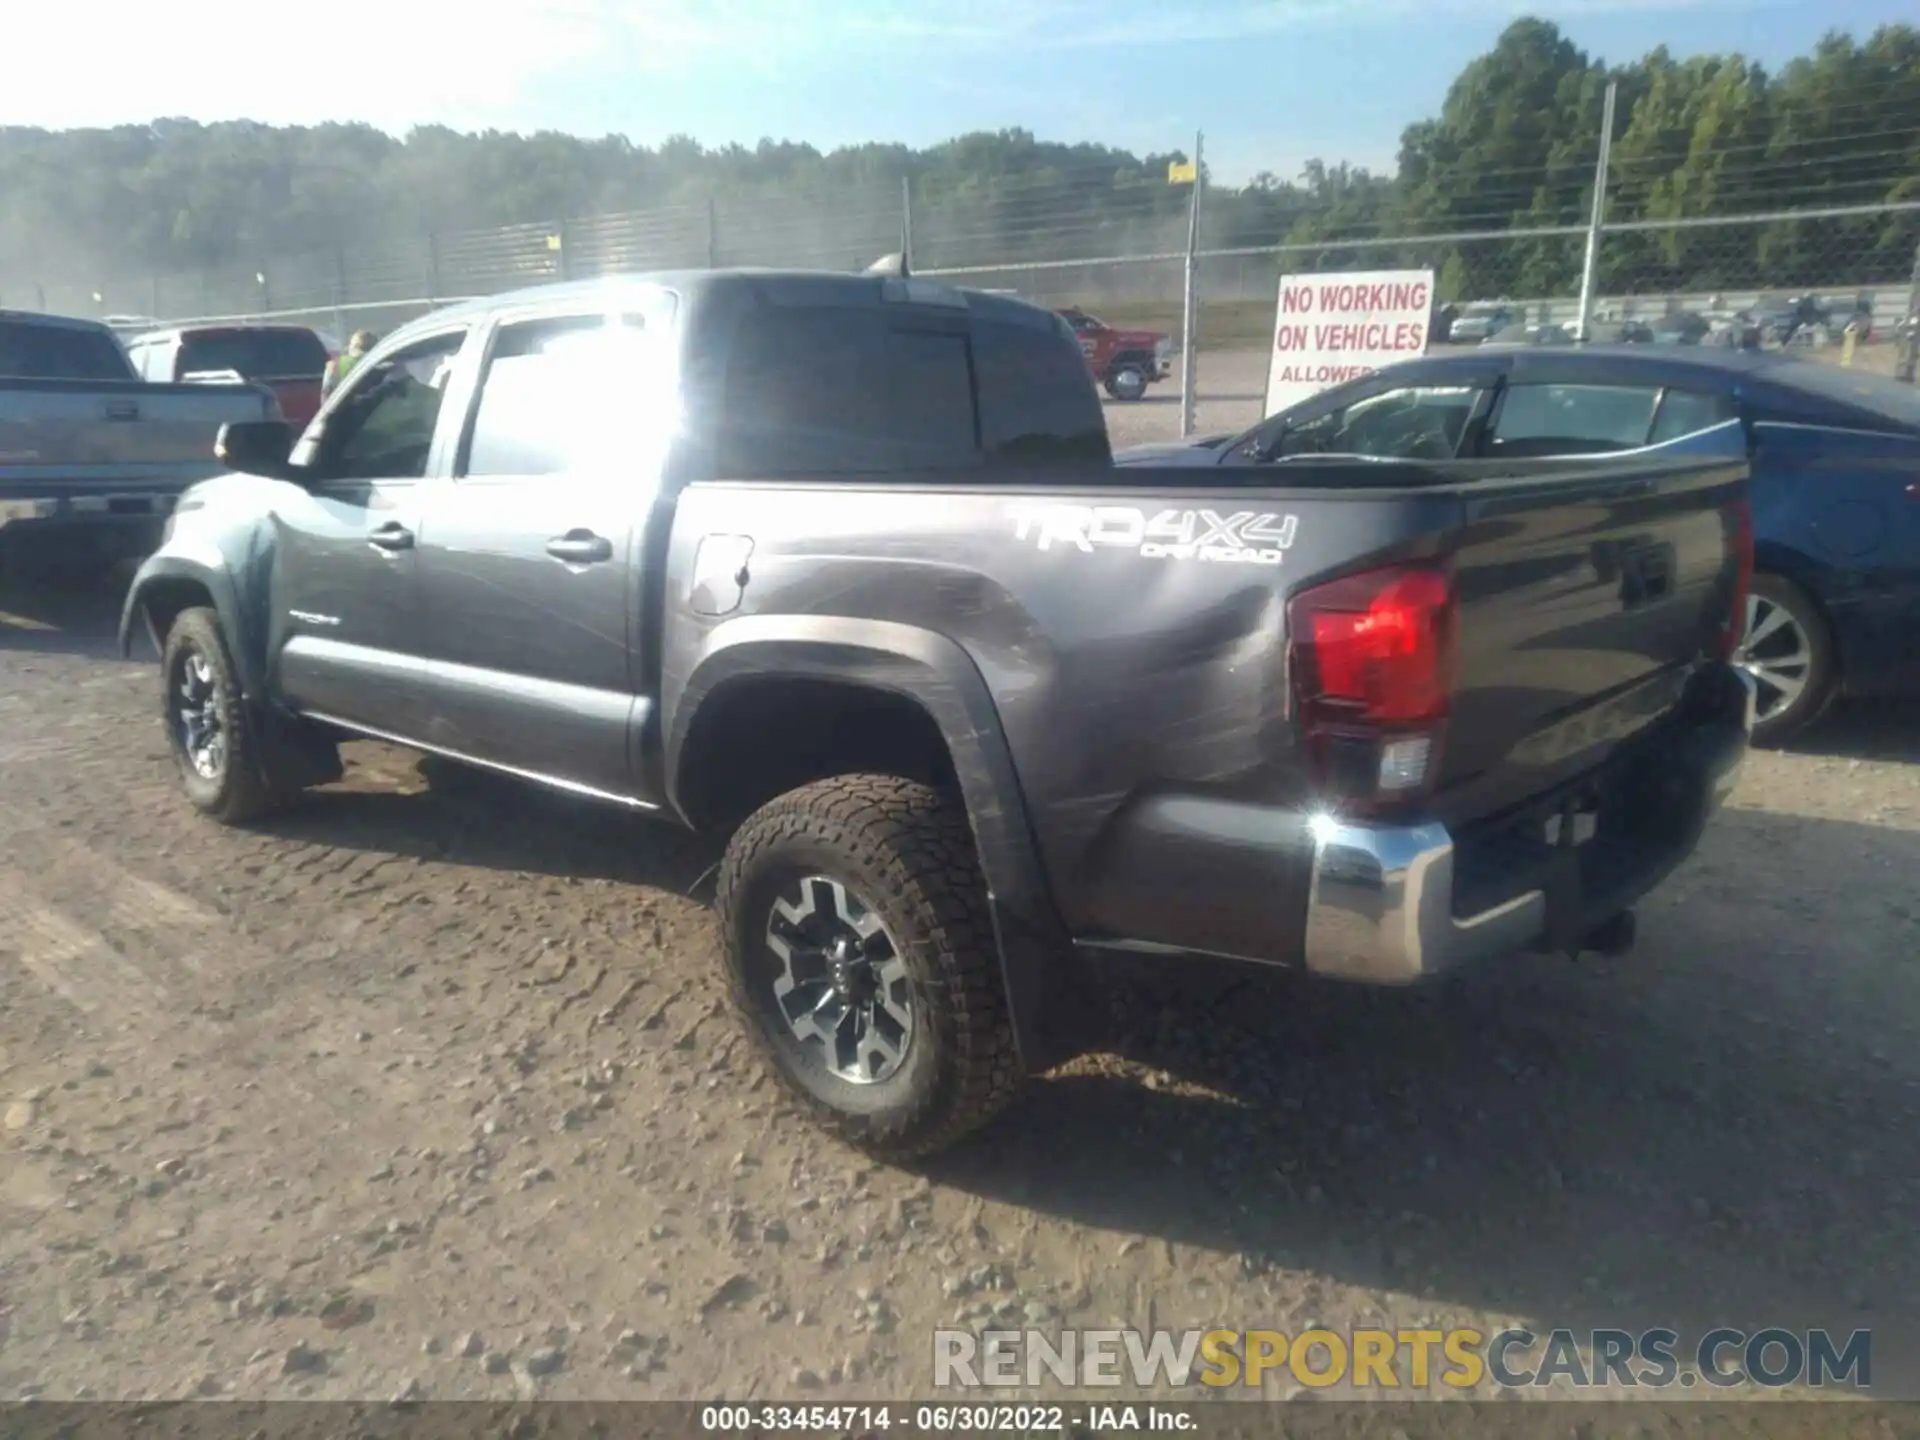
[120,269,1756,1158]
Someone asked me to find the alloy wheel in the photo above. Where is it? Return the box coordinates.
[172,650,226,780]
[1736,592,1812,721]
[764,875,915,1085]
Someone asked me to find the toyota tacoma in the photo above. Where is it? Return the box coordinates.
[120,268,1757,1159]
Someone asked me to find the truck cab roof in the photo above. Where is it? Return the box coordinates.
[382,268,1064,347]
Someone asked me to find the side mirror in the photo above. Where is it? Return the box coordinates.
[215,420,299,481]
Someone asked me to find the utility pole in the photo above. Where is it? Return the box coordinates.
[706,196,719,269]
[901,175,915,274]
[1575,79,1619,342]
[333,246,349,342]
[1896,237,1920,385]
[1180,130,1204,439]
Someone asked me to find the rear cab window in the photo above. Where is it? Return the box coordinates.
[715,286,1108,479]
[177,328,327,381]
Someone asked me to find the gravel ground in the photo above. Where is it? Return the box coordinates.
[1100,348,1270,452]
[2,546,1918,1409]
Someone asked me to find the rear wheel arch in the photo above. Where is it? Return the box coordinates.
[667,623,1070,1070]
[674,674,959,836]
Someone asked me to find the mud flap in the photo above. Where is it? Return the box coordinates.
[257,710,344,791]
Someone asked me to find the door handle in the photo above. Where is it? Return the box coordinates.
[546,531,614,565]
[367,523,414,553]
[105,400,141,422]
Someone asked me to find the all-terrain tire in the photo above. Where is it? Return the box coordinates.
[715,774,1024,1159]
[160,606,299,824]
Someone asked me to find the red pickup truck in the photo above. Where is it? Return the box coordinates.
[1056,307,1173,401]
[121,325,330,430]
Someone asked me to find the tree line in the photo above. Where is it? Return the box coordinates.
[1,17,1915,306]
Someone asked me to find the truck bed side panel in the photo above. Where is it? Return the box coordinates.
[662,476,1458,959]
[664,437,1743,967]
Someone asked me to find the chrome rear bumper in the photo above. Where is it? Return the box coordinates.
[1301,670,1755,984]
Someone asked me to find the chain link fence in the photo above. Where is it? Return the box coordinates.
[8,162,1916,446]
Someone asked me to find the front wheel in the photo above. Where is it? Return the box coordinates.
[1738,574,1837,747]
[1104,365,1149,402]
[715,775,1024,1159]
[161,607,299,824]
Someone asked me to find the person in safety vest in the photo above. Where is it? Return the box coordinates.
[321,330,379,399]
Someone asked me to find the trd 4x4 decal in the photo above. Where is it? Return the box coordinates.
[1008,503,1299,566]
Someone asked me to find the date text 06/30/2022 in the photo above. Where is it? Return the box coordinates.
[699,1403,1192,1433]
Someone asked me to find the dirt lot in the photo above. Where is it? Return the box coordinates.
[2,560,1918,1409]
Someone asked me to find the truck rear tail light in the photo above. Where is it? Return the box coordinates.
[1714,496,1754,662]
[1288,562,1457,808]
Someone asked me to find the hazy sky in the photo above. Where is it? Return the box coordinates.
[8,0,1910,182]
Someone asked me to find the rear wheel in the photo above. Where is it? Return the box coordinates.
[1738,573,1836,747]
[716,774,1023,1159]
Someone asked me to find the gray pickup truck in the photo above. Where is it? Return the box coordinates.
[1,310,280,570]
[119,269,1756,1158]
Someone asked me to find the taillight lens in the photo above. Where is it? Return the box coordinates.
[1288,562,1457,808]
[1715,497,1754,661]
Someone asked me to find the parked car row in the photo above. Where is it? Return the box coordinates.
[1444,294,1883,351]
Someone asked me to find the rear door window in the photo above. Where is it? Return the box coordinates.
[1488,383,1662,455]
[461,314,609,477]
[1648,388,1737,445]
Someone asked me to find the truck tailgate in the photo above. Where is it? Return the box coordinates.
[0,379,274,482]
[1435,423,1748,824]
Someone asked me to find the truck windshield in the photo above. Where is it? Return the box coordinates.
[178,329,327,380]
[0,320,137,381]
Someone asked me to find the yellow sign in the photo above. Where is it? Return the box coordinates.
[1167,160,1197,185]
[546,234,563,252]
